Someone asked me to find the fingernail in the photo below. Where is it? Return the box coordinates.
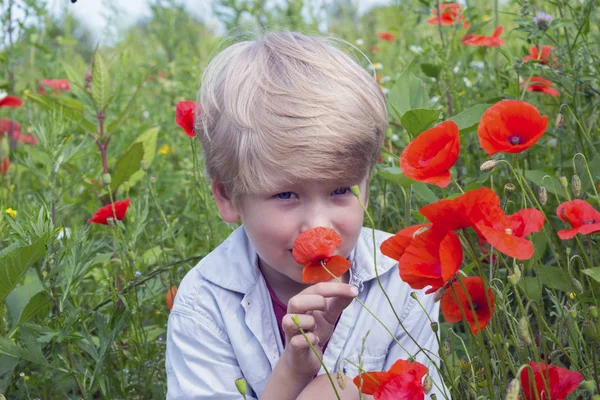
[350,286,359,296]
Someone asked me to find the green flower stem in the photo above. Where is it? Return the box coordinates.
[291,316,340,400]
[451,176,464,194]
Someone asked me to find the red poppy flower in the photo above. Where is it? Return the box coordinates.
[520,362,582,400]
[441,276,495,335]
[39,79,70,91]
[378,32,396,41]
[353,359,427,399]
[0,157,9,174]
[166,286,178,311]
[399,120,460,188]
[0,96,23,108]
[462,26,505,47]
[88,199,131,225]
[292,227,352,283]
[382,225,463,293]
[521,76,560,97]
[426,3,466,26]
[0,119,20,136]
[556,200,600,239]
[523,45,557,66]
[175,100,199,138]
[477,100,548,156]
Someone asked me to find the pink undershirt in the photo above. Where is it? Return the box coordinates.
[264,278,335,353]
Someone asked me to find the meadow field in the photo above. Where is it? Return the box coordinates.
[1,0,599,398]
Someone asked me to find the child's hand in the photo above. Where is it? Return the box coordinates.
[280,282,358,378]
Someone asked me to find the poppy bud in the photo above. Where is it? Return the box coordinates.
[430,322,439,333]
[580,380,595,394]
[430,394,437,400]
[508,263,522,286]
[235,378,248,397]
[572,174,581,198]
[336,368,347,390]
[141,160,151,171]
[559,176,568,192]
[423,375,432,394]
[102,173,111,185]
[480,160,499,172]
[555,112,563,128]
[539,186,548,205]
[572,277,584,294]
[410,292,418,300]
[583,321,599,343]
[350,185,360,197]
[590,305,598,320]
[505,378,521,400]
[518,316,532,344]
[570,308,578,319]
[504,183,515,194]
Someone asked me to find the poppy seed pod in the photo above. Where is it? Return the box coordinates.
[480,159,499,171]
[572,277,584,294]
[590,305,598,320]
[539,186,548,205]
[430,321,439,333]
[518,316,532,344]
[336,368,347,389]
[555,112,563,129]
[350,185,360,197]
[102,173,111,185]
[572,175,581,198]
[504,183,516,194]
[423,375,433,394]
[505,378,521,400]
[579,380,595,394]
[235,378,247,396]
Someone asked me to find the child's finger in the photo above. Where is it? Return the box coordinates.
[323,295,356,324]
[289,332,319,349]
[282,314,316,340]
[287,294,327,314]
[300,282,358,300]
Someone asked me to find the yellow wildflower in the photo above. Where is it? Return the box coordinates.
[5,208,17,219]
[23,89,31,95]
[482,15,490,22]
[9,184,15,192]
[569,292,576,300]
[158,144,174,155]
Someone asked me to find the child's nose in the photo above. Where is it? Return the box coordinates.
[300,208,334,233]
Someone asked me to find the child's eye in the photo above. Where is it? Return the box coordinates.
[332,187,351,196]
[276,192,297,200]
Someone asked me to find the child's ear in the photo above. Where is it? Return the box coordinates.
[211,180,240,223]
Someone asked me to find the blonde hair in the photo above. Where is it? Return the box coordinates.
[196,31,388,208]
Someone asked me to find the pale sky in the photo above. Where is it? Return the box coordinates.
[46,0,395,43]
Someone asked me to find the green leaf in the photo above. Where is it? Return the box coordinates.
[524,170,567,200]
[111,142,144,191]
[522,277,542,301]
[92,49,111,112]
[377,166,414,188]
[420,63,440,78]
[448,104,489,134]
[0,238,47,305]
[582,268,600,283]
[0,335,49,366]
[26,93,97,133]
[387,68,430,116]
[400,108,441,136]
[412,182,438,204]
[5,270,44,327]
[19,293,51,325]
[106,81,144,134]
[537,265,571,292]
[127,127,159,187]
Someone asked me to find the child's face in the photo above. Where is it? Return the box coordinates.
[219,177,369,286]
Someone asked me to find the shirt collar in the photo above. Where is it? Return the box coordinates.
[201,225,398,294]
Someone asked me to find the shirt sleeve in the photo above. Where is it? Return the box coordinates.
[166,309,258,400]
[383,291,452,400]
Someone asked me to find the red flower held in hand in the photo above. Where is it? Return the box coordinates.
[399,120,460,188]
[521,76,560,97]
[0,96,23,108]
[462,26,505,47]
[441,276,495,335]
[292,227,351,283]
[353,359,427,400]
[520,362,582,400]
[166,286,178,311]
[523,45,557,66]
[426,3,466,27]
[556,200,600,239]
[381,225,463,293]
[378,32,396,41]
[88,199,131,225]
[175,100,199,138]
[478,100,548,156]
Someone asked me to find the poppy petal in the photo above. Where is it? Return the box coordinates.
[293,227,343,265]
[476,223,534,260]
[0,96,23,108]
[175,100,198,138]
[88,199,131,225]
[380,224,429,261]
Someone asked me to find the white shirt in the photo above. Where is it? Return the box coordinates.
[166,226,450,399]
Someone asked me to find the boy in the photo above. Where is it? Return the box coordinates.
[166,31,448,399]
